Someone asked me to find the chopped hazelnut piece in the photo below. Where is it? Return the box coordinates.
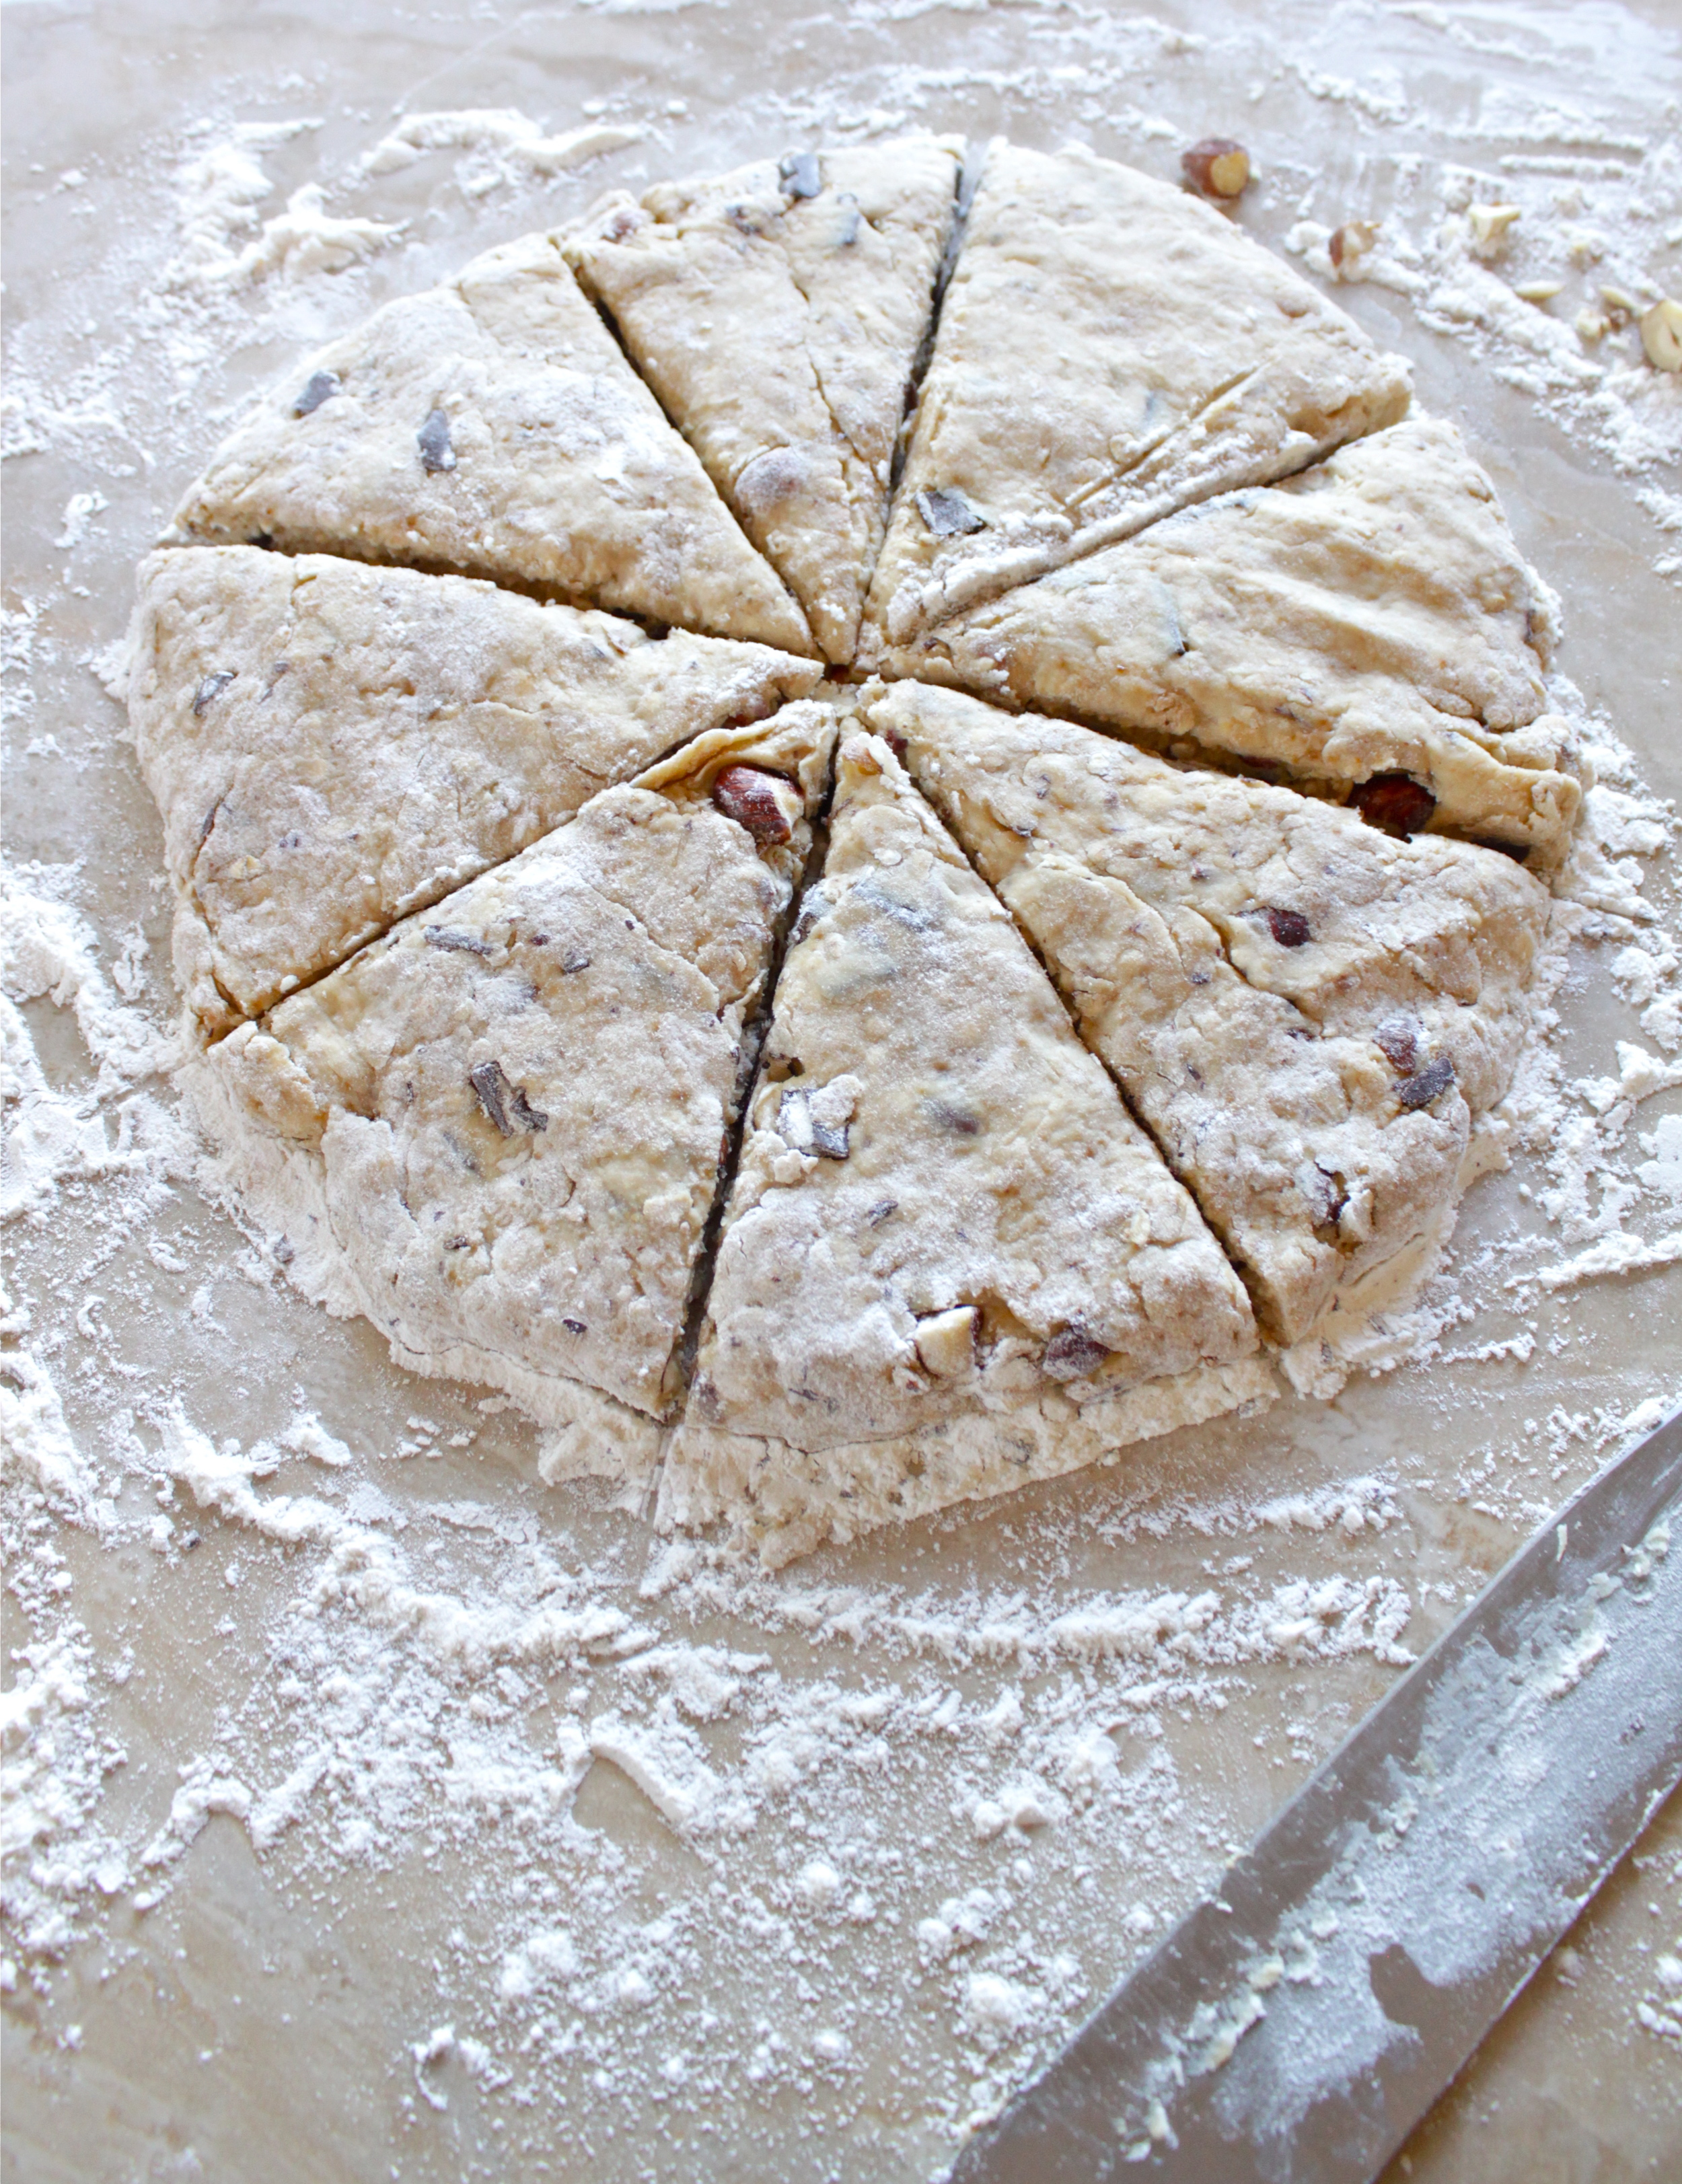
[1180,138,1251,201]
[1264,906,1313,949]
[1576,308,1609,346]
[711,763,798,845]
[1397,1055,1456,1112]
[1514,280,1564,305]
[1467,203,1522,258]
[1350,772,1436,838]
[1328,220,1379,277]
[914,1306,977,1381]
[1043,1325,1111,1382]
[1600,285,1639,327]
[1640,299,1682,373]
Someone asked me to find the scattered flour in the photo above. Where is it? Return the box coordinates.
[4,9,1681,2171]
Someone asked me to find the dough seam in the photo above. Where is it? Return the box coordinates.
[182,686,832,1050]
[662,723,845,1412]
[578,281,817,647]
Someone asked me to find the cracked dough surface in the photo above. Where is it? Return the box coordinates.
[870,681,1549,1347]
[131,546,822,1037]
[568,136,959,665]
[880,414,1581,857]
[862,140,1412,653]
[676,732,1257,1504]
[170,231,813,653]
[200,708,835,1432]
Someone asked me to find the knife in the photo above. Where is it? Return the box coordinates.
[950,1400,1682,2184]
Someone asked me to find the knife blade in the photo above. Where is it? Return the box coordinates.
[950,1401,1682,2184]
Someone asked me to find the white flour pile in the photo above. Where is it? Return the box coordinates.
[4,3,1681,2175]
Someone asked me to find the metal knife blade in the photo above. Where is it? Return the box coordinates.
[951,1402,1682,2184]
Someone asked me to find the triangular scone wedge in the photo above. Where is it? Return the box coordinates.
[188,706,837,1483]
[661,731,1262,1562]
[566,137,961,663]
[132,547,823,1040]
[869,682,1549,1348]
[862,141,1411,654]
[882,415,1580,860]
[169,231,812,653]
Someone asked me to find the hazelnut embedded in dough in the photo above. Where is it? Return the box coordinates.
[914,1306,978,1380]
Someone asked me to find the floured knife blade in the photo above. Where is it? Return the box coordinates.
[951,1402,1682,2184]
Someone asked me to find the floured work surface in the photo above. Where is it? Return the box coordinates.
[4,5,1681,2184]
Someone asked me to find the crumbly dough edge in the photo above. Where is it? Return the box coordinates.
[180,1050,665,1483]
[656,1354,1278,1566]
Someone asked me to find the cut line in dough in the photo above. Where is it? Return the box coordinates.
[131,546,824,1038]
[568,136,961,664]
[878,414,1581,859]
[190,706,836,1456]
[861,139,1412,655]
[170,229,814,653]
[867,679,1549,1347]
[663,730,1259,1556]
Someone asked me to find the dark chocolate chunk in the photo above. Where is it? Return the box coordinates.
[1043,1325,1111,1382]
[192,669,236,715]
[1350,772,1437,838]
[712,764,794,846]
[562,1317,587,1336]
[1264,907,1313,949]
[1397,1054,1455,1111]
[927,1099,980,1136]
[915,486,987,538]
[417,408,456,474]
[866,1198,898,1227]
[425,926,493,957]
[468,1058,548,1138]
[293,369,340,418]
[1373,1013,1420,1072]
[778,151,822,200]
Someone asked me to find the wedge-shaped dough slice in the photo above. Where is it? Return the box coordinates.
[870,682,1549,1348]
[863,141,1412,653]
[132,547,823,1038]
[662,731,1262,1562]
[882,416,1580,859]
[567,136,961,663]
[170,231,812,653]
[191,707,837,1479]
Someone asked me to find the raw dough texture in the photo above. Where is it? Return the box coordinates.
[131,546,824,1037]
[879,415,1580,857]
[871,681,1549,1345]
[666,731,1259,1552]
[170,231,813,653]
[862,141,1412,652]
[198,706,836,1447]
[568,136,961,663]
